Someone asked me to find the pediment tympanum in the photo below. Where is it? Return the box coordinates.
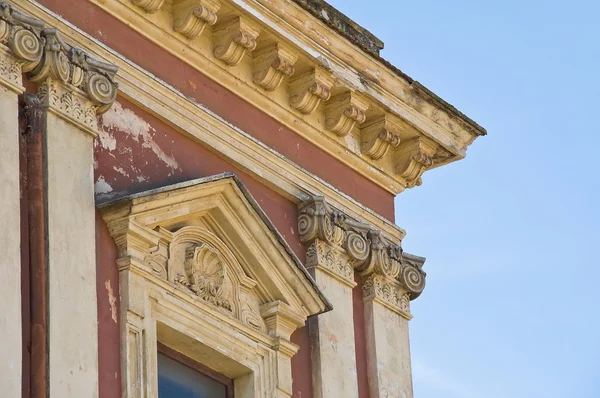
[99,173,330,336]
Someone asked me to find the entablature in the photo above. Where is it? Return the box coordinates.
[87,0,485,194]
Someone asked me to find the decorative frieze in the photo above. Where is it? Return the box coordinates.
[130,0,165,14]
[289,67,334,115]
[325,92,368,136]
[213,16,259,66]
[253,42,297,91]
[172,0,220,40]
[395,136,438,188]
[361,114,402,160]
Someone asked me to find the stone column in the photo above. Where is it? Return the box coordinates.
[298,198,370,398]
[26,28,118,398]
[0,7,44,396]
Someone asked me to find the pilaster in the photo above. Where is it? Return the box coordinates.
[20,20,118,398]
[298,197,370,398]
[361,252,426,398]
[0,5,43,396]
[298,196,427,398]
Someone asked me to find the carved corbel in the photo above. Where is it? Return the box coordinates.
[253,42,297,91]
[130,0,165,14]
[289,67,334,115]
[394,136,437,188]
[213,16,259,66]
[172,0,220,40]
[324,92,369,136]
[361,114,402,159]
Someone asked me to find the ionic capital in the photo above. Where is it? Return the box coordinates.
[0,2,44,92]
[298,196,427,311]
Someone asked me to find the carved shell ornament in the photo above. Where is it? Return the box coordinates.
[182,243,232,311]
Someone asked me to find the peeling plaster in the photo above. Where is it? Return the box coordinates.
[104,280,118,324]
[100,101,180,170]
[95,176,113,194]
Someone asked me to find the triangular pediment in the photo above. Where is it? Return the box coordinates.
[98,173,331,336]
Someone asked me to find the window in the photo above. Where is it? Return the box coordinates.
[158,344,233,398]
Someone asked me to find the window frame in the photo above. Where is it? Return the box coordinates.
[157,342,234,398]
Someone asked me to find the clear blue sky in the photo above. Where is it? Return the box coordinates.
[327,1,600,397]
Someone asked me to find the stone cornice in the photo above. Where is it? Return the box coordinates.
[17,0,406,244]
[84,0,484,194]
[298,196,426,316]
[0,2,118,134]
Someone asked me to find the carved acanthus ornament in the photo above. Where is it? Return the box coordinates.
[130,0,165,14]
[253,42,297,91]
[298,196,426,316]
[325,92,369,137]
[361,114,402,160]
[173,0,220,40]
[290,67,334,115]
[395,137,438,188]
[213,16,259,66]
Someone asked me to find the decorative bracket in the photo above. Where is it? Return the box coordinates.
[395,137,437,188]
[253,42,298,91]
[213,16,259,66]
[172,0,221,40]
[289,67,334,115]
[325,92,369,136]
[361,114,402,159]
[130,0,165,14]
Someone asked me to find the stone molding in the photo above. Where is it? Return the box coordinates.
[88,0,485,193]
[298,196,426,317]
[0,2,118,134]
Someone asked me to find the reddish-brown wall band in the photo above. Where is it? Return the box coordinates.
[36,0,395,222]
[353,274,370,398]
[96,212,121,398]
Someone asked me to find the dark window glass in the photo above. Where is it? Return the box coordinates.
[158,352,227,398]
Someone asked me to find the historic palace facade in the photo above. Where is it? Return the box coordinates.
[0,0,485,397]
